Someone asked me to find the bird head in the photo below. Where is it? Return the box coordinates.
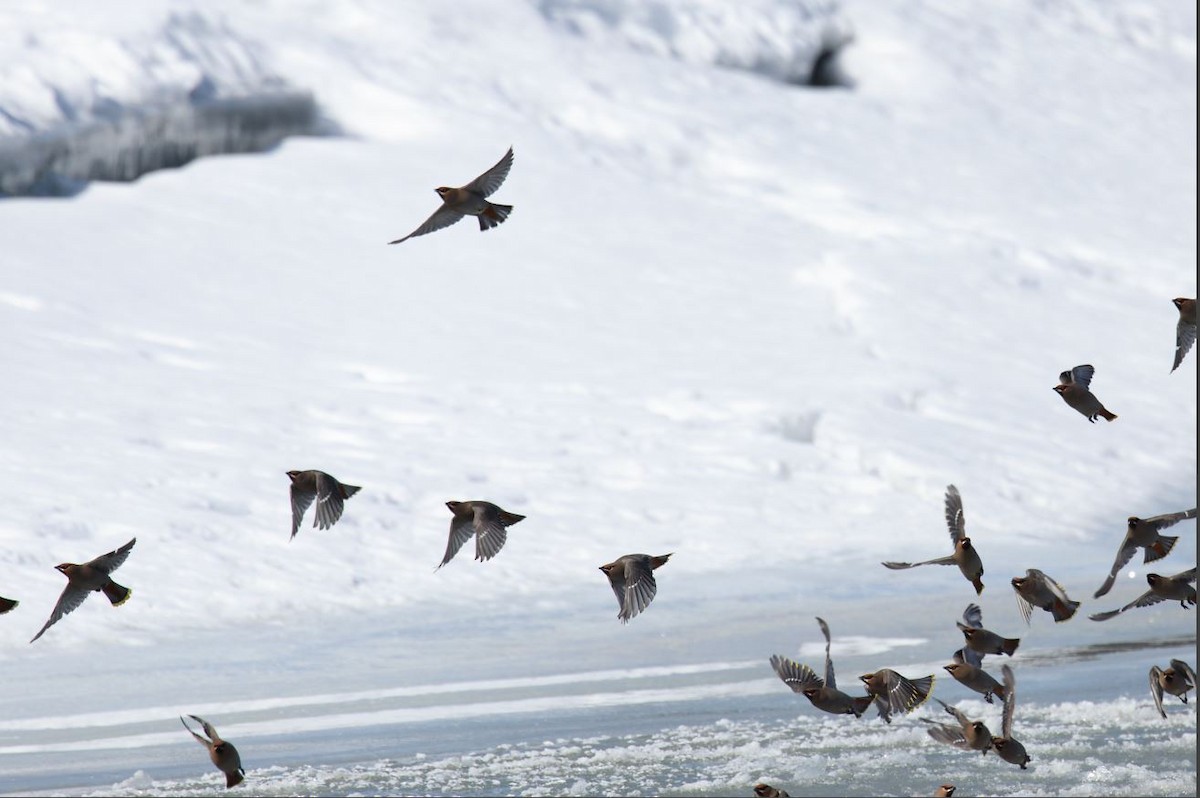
[943,663,960,675]
[962,628,978,640]
[938,786,956,798]
[435,186,451,199]
[972,721,987,734]
[1174,297,1188,310]
[1147,573,1162,587]
[802,687,821,700]
[960,537,973,550]
[54,563,71,574]
[598,563,614,575]
[1011,576,1025,590]
[1052,384,1069,394]
[753,786,774,798]
[858,673,872,684]
[285,470,301,482]
[1127,517,1141,528]
[446,500,463,513]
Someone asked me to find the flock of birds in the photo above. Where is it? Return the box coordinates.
[2,148,1197,795]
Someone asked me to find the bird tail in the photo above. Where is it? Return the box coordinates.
[1145,536,1178,563]
[650,553,673,570]
[1052,598,1080,622]
[478,203,512,231]
[906,675,936,710]
[0,596,17,614]
[341,484,362,500]
[499,510,526,526]
[226,770,245,789]
[852,695,874,717]
[1099,409,1117,421]
[103,581,132,607]
[1001,637,1020,656]
[971,576,984,595]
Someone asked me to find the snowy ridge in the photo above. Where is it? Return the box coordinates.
[536,0,853,85]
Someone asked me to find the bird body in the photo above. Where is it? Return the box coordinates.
[882,485,984,594]
[957,603,1020,657]
[181,715,245,788]
[287,470,361,540]
[922,698,992,753]
[991,664,1031,769]
[1172,297,1196,372]
[1090,568,1197,621]
[1094,510,1196,598]
[1054,364,1117,422]
[599,553,671,623]
[438,500,526,568]
[1012,568,1080,623]
[389,147,514,244]
[30,538,135,643]
[754,784,790,797]
[769,617,873,717]
[943,647,1006,703]
[858,669,935,723]
[1150,659,1196,718]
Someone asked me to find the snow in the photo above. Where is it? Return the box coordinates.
[0,0,1195,794]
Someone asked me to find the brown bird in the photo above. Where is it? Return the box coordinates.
[1053,364,1117,422]
[1150,659,1196,718]
[1012,568,1080,623]
[957,602,1020,657]
[30,538,135,643]
[991,664,1031,769]
[438,500,526,568]
[1171,297,1196,372]
[858,668,935,723]
[599,553,671,623]
[1094,510,1196,598]
[753,784,790,798]
[388,147,514,244]
[944,646,1006,704]
[922,698,992,754]
[1090,568,1197,621]
[769,617,873,717]
[934,786,956,798]
[286,470,361,540]
[0,595,17,614]
[181,714,245,789]
[883,484,984,595]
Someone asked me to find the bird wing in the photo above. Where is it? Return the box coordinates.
[180,716,212,747]
[1174,319,1196,372]
[935,697,974,733]
[1030,568,1076,608]
[1149,666,1167,718]
[921,719,970,749]
[958,603,983,631]
[882,555,957,569]
[1146,509,1197,531]
[769,655,823,692]
[465,147,514,197]
[1090,589,1164,621]
[290,481,315,539]
[1012,582,1034,626]
[189,715,223,744]
[882,670,933,715]
[437,514,475,569]
[29,584,91,642]
[388,204,466,244]
[618,555,658,622]
[1170,660,1198,691]
[313,472,347,530]
[472,504,508,562]
[1000,664,1016,738]
[816,616,836,689]
[1094,537,1138,598]
[88,538,136,574]
[944,485,966,545]
[1171,567,1197,584]
[1068,364,1095,388]
[953,645,984,668]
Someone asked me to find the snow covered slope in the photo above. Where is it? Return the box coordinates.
[0,0,1194,665]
